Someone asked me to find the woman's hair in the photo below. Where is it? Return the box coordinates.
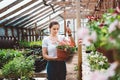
[49,21,59,29]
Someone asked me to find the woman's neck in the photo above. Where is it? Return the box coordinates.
[50,34,57,37]
[49,34,59,44]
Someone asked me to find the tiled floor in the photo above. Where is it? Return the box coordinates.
[33,69,47,80]
[66,54,78,80]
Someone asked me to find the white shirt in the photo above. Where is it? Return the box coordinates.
[42,35,67,57]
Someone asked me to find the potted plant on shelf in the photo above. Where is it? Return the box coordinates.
[78,7,120,80]
[78,7,120,62]
[89,7,120,62]
[87,51,110,71]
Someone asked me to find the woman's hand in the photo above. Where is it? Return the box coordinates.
[55,57,67,61]
[66,27,71,35]
[65,26,76,46]
[78,39,82,45]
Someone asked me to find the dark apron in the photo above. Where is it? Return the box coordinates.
[47,61,66,80]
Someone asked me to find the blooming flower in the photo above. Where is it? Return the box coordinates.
[90,31,97,42]
[82,7,120,80]
[99,61,104,65]
[57,39,76,54]
[77,27,89,40]
[77,26,97,47]
[108,20,118,33]
[90,62,118,80]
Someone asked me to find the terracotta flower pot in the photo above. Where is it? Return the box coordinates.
[97,47,114,63]
[112,49,120,62]
[57,49,69,60]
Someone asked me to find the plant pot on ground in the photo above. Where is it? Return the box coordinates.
[34,57,47,72]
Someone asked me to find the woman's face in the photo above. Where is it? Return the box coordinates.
[50,24,59,35]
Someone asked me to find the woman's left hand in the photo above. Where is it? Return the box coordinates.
[66,27,71,35]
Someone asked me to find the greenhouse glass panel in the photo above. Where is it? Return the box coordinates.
[6,1,43,23]
[13,28,17,37]
[12,5,49,26]
[37,12,63,28]
[0,27,5,36]
[8,28,12,36]
[0,0,31,17]
[24,6,61,28]
[0,0,16,9]
[38,10,63,25]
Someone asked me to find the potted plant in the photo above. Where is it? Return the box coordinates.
[56,40,76,60]
[87,51,110,71]
[78,7,120,61]
[78,7,120,80]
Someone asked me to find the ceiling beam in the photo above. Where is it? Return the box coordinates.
[0,0,38,20]
[14,6,56,27]
[5,4,46,26]
[2,1,44,25]
[37,15,62,29]
[24,7,61,28]
[0,0,24,14]
[0,0,3,2]
[39,19,63,30]
[23,8,62,29]
[18,6,60,28]
[13,6,52,27]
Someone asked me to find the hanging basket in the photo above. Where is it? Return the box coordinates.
[97,47,114,63]
[57,49,69,60]
[112,49,120,63]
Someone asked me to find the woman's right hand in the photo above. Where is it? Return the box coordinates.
[55,57,67,61]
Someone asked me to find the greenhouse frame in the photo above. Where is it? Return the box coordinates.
[0,0,120,80]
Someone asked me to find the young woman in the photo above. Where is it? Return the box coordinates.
[42,21,75,80]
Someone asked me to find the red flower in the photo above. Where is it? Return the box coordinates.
[113,6,120,14]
